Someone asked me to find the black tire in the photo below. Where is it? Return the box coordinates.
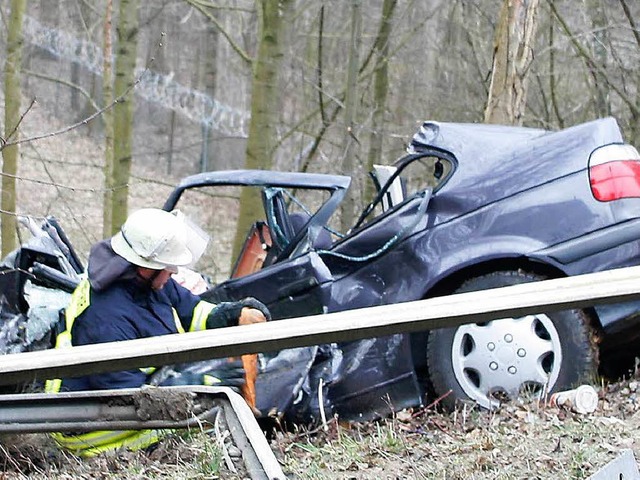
[426,270,597,410]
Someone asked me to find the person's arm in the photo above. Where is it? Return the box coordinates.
[89,368,148,390]
[167,279,271,331]
[204,297,271,329]
[163,281,269,409]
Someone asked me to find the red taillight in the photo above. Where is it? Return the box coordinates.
[589,144,640,201]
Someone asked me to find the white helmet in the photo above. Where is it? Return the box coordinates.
[111,208,206,270]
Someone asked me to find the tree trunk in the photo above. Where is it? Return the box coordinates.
[110,0,139,233]
[102,0,115,238]
[339,0,362,234]
[1,0,26,257]
[484,0,540,125]
[587,0,610,118]
[365,0,397,205]
[200,24,219,172]
[619,0,640,146]
[231,0,292,263]
[548,15,564,129]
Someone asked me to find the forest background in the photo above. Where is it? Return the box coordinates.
[1,0,639,281]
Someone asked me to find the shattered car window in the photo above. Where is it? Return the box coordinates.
[173,185,334,283]
[400,155,453,197]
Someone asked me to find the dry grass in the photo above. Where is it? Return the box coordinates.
[272,373,640,479]
[0,431,235,479]
[2,374,640,479]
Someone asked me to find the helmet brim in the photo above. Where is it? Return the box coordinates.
[111,232,185,270]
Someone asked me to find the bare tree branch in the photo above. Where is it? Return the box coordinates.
[317,5,326,126]
[2,82,127,149]
[547,0,640,117]
[0,48,159,152]
[184,0,253,65]
[619,0,640,49]
[22,69,101,112]
[4,98,36,145]
[279,0,439,174]
[186,0,253,14]
[548,13,564,128]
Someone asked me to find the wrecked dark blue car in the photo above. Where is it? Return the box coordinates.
[162,116,640,418]
[4,117,640,421]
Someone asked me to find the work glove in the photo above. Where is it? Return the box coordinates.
[238,297,271,321]
[149,359,246,395]
[206,297,271,329]
[202,358,246,395]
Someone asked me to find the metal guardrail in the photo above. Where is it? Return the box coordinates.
[0,386,286,480]
[588,449,640,480]
[2,265,640,386]
[3,266,640,478]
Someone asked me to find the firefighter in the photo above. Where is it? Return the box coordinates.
[45,208,269,456]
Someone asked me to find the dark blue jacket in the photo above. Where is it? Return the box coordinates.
[61,240,205,391]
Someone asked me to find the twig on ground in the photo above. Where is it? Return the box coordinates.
[412,389,452,417]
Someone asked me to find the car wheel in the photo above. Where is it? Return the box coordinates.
[426,270,597,410]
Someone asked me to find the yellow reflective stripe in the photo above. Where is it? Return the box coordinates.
[54,331,72,349]
[44,378,62,394]
[65,279,91,331]
[46,279,92,394]
[140,366,156,375]
[52,429,170,457]
[52,430,137,450]
[172,308,185,334]
[203,374,221,386]
[189,301,216,332]
[79,429,168,457]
